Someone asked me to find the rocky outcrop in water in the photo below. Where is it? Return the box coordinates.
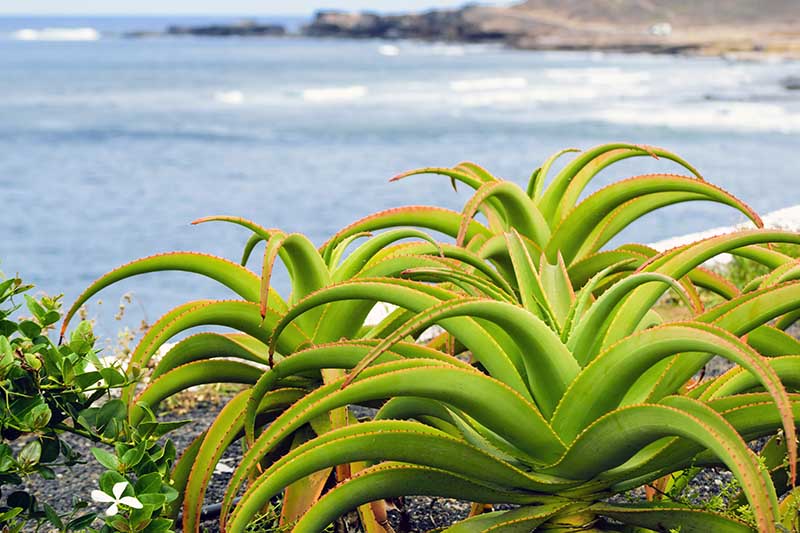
[166,20,286,37]
[783,76,800,90]
[302,7,523,42]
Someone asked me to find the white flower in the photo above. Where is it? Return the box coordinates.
[91,481,143,516]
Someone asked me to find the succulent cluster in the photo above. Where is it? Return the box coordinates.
[62,144,800,532]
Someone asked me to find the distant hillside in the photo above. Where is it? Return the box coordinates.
[512,0,800,26]
[302,0,800,58]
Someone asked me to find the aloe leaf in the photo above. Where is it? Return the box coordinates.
[555,323,796,458]
[240,232,265,267]
[779,487,800,531]
[401,266,515,303]
[151,332,268,379]
[392,166,512,231]
[567,272,689,365]
[442,502,581,533]
[243,340,469,443]
[687,265,741,300]
[604,396,800,492]
[131,300,305,377]
[567,249,647,290]
[223,360,566,525]
[733,244,795,269]
[181,388,305,533]
[527,147,581,201]
[332,228,441,281]
[362,305,417,340]
[504,230,558,328]
[591,503,754,533]
[363,241,514,293]
[290,464,557,533]
[279,465,331,527]
[703,356,800,399]
[116,299,205,404]
[342,297,580,417]
[757,257,800,288]
[190,214,273,238]
[268,279,528,395]
[746,326,800,356]
[456,161,497,184]
[122,300,306,408]
[703,281,800,335]
[227,420,571,530]
[59,252,277,340]
[605,231,800,346]
[539,143,702,223]
[706,394,800,443]
[457,181,550,248]
[359,248,512,297]
[390,166,492,190]
[324,230,371,267]
[167,432,204,518]
[321,206,491,256]
[538,252,575,330]
[575,191,712,260]
[190,215,275,266]
[547,175,762,265]
[630,280,800,417]
[131,360,263,424]
[649,281,800,406]
[476,233,537,286]
[259,231,330,311]
[375,397,470,438]
[547,397,778,533]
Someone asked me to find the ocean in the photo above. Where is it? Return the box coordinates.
[1,16,799,337]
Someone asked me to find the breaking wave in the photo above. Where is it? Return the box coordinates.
[12,27,100,41]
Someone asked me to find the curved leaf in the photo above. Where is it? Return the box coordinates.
[547,174,762,265]
[59,252,274,340]
[151,332,268,379]
[547,397,778,533]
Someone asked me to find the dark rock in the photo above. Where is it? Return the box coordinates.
[783,76,800,90]
[302,11,391,38]
[165,19,286,37]
[302,7,522,43]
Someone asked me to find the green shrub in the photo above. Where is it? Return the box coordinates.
[0,273,178,533]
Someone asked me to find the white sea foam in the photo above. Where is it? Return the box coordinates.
[544,67,651,86]
[214,90,245,105]
[454,86,601,107]
[302,85,368,102]
[378,44,400,57]
[450,77,528,92]
[12,27,100,41]
[594,102,800,133]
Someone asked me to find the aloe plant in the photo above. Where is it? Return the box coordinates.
[224,229,800,532]
[60,145,800,532]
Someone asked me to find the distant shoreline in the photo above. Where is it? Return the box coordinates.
[112,3,800,61]
[8,6,799,61]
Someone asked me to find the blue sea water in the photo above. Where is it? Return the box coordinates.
[1,16,799,337]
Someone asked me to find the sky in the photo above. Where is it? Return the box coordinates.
[0,1,511,16]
